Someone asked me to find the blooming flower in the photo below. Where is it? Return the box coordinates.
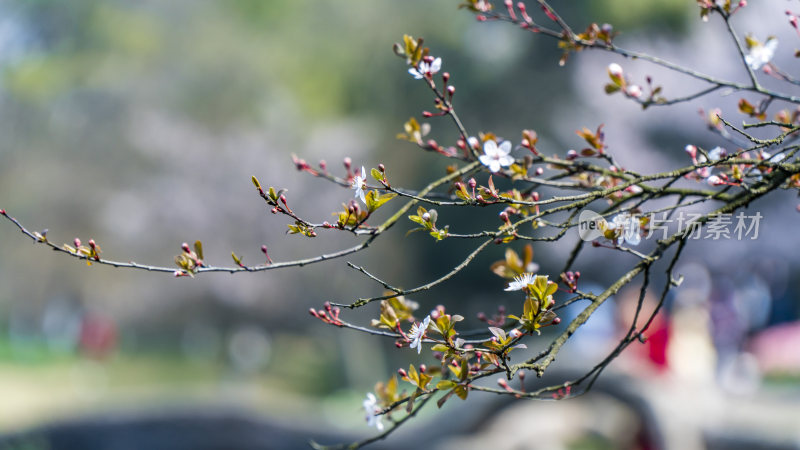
[362,393,384,430]
[609,213,641,246]
[409,57,442,79]
[708,146,726,161]
[479,140,514,173]
[352,166,367,204]
[745,37,778,70]
[408,315,431,354]
[505,272,535,291]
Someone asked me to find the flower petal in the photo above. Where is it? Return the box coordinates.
[483,140,498,156]
[498,140,512,155]
[430,57,442,73]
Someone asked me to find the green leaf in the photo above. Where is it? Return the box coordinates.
[194,241,204,260]
[366,191,396,213]
[436,380,457,390]
[454,385,469,400]
[371,168,384,183]
[408,215,425,226]
[251,176,261,189]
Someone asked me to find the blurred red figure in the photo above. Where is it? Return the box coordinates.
[79,314,117,359]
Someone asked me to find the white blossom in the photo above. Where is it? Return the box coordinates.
[505,273,535,291]
[352,166,367,204]
[408,315,431,354]
[609,213,641,246]
[479,140,514,173]
[409,57,442,79]
[708,146,726,161]
[362,393,384,430]
[745,37,778,70]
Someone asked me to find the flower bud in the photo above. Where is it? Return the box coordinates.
[319,160,327,171]
[398,368,408,378]
[422,111,433,118]
[75,238,82,248]
[607,63,623,78]
[552,317,561,325]
[468,178,477,189]
[0,209,5,215]
[442,72,450,83]
[378,163,385,173]
[88,239,96,249]
[422,212,431,222]
[419,364,427,373]
[566,149,578,160]
[343,157,352,170]
[509,329,522,338]
[497,378,509,389]
[447,85,455,97]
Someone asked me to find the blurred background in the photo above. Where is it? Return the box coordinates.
[0,0,798,449]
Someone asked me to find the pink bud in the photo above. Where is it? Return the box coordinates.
[442,72,450,83]
[343,157,352,170]
[447,85,455,96]
[378,163,385,173]
[261,245,268,254]
[0,209,5,215]
[566,149,578,160]
[419,364,427,373]
[468,178,477,189]
[422,111,433,118]
[607,63,623,78]
[535,167,544,176]
[398,368,407,378]
[74,238,82,248]
[552,317,561,325]
[476,14,487,21]
[88,239,96,249]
